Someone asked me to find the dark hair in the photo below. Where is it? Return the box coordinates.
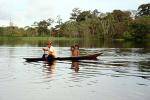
[71,45,74,48]
[74,44,79,48]
[47,42,52,45]
[47,41,52,45]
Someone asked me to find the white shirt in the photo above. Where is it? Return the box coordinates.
[47,46,57,57]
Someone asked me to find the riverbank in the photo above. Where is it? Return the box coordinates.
[0,36,81,47]
[0,36,149,48]
[1,36,150,42]
[0,36,80,41]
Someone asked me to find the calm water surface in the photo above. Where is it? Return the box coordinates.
[0,40,150,100]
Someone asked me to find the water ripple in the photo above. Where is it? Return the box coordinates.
[0,47,150,100]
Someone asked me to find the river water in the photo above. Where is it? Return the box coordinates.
[0,40,150,100]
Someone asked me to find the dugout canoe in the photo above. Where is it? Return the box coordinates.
[24,53,102,62]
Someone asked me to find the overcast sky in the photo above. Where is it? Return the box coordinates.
[0,0,149,27]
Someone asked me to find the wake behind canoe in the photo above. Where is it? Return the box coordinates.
[24,53,102,62]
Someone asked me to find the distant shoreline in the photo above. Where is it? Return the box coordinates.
[0,36,149,42]
[0,36,81,41]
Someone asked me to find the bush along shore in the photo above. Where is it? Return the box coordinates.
[0,3,150,41]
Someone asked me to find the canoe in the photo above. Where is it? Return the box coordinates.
[24,53,102,62]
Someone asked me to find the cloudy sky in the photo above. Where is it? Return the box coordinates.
[0,0,149,27]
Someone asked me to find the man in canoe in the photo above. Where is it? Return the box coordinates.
[71,44,80,56]
[42,41,56,61]
[74,44,80,56]
[70,45,80,72]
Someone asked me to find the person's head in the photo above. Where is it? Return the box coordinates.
[47,41,52,48]
[70,46,75,51]
[74,44,79,50]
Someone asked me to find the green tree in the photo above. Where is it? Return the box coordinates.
[76,11,92,22]
[111,10,132,38]
[137,3,150,16]
[34,18,54,36]
[129,16,150,40]
[24,26,37,36]
[112,10,131,22]
[88,9,101,35]
[60,20,79,37]
[70,8,81,21]
[56,15,63,26]
[98,13,115,39]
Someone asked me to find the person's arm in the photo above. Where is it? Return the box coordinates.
[43,48,48,51]
[77,50,80,56]
[48,51,53,55]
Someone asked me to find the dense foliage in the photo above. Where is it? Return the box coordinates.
[0,3,149,41]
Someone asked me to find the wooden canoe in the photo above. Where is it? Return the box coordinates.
[24,53,102,62]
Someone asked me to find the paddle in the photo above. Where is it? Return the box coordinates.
[44,50,46,55]
[42,48,47,60]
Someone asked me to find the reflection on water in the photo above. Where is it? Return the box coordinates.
[43,61,56,73]
[71,61,80,72]
[0,40,150,100]
[0,38,150,48]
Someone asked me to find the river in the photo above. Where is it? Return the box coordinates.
[0,39,150,100]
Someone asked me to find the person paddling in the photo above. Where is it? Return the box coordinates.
[42,41,56,61]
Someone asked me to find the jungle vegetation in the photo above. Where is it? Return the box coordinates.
[0,3,149,41]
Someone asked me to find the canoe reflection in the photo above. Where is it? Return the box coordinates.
[45,61,56,73]
[71,60,79,72]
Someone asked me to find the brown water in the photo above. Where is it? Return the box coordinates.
[0,40,150,100]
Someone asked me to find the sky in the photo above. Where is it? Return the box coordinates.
[0,0,149,27]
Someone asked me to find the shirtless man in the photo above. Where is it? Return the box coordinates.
[71,45,80,56]
[74,44,80,56]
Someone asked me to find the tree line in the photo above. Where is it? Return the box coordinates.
[0,3,150,41]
